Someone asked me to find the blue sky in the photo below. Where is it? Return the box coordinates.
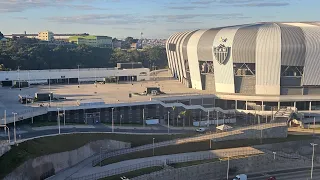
[0,0,319,39]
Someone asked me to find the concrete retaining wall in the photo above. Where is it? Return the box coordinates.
[0,144,11,157]
[4,140,130,180]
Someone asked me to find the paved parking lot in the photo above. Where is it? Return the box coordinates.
[0,75,208,118]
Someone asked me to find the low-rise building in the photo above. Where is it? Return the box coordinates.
[69,35,112,47]
[38,31,54,41]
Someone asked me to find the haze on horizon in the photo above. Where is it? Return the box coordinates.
[0,0,319,39]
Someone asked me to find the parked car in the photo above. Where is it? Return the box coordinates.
[233,174,247,180]
[196,128,206,132]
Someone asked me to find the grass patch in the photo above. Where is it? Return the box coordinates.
[0,133,190,179]
[101,134,313,166]
[99,166,163,180]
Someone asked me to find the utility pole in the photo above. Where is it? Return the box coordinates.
[226,156,230,180]
[311,143,318,179]
[4,110,6,134]
[313,117,316,137]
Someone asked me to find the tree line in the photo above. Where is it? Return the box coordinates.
[0,37,167,71]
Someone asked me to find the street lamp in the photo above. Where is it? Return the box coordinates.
[112,108,114,133]
[77,64,80,87]
[12,112,17,144]
[100,146,102,167]
[153,138,155,156]
[226,156,230,180]
[49,93,52,107]
[311,143,318,179]
[273,151,276,170]
[57,108,61,134]
[0,125,10,143]
[167,111,170,134]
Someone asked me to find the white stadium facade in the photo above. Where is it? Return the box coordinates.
[166,22,320,120]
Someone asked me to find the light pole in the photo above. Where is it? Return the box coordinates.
[49,93,52,107]
[273,151,276,170]
[313,117,316,137]
[153,138,155,156]
[4,110,6,134]
[63,106,66,126]
[12,112,17,144]
[226,156,230,180]
[311,143,318,179]
[0,125,10,143]
[77,64,80,87]
[17,66,21,89]
[57,108,61,134]
[167,111,170,134]
[100,146,102,167]
[143,108,145,127]
[207,110,210,127]
[112,108,114,133]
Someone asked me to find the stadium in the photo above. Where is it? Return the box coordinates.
[166,22,320,122]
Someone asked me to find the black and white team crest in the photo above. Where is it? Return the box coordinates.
[213,38,230,65]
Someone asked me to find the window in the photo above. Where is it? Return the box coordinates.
[169,43,176,51]
[281,66,303,77]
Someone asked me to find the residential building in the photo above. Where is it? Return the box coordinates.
[69,35,112,47]
[38,31,54,41]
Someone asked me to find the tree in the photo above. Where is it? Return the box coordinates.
[0,31,3,39]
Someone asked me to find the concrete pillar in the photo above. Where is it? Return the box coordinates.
[213,98,215,108]
[201,98,204,106]
[235,100,237,110]
[294,102,297,111]
[245,101,248,110]
[278,102,280,110]
[261,101,264,111]
[309,101,312,111]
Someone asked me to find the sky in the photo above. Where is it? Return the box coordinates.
[0,0,319,39]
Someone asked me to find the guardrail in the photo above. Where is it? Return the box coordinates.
[92,123,286,166]
[68,160,164,180]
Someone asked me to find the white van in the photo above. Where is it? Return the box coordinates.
[233,174,247,180]
[196,128,206,132]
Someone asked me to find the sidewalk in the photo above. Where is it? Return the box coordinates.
[56,147,261,179]
[32,125,95,131]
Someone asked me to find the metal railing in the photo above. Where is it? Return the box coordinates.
[68,160,164,180]
[92,123,286,166]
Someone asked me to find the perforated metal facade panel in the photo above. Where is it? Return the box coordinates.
[255,23,281,95]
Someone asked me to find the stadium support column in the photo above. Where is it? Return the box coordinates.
[278,102,280,110]
[261,101,264,111]
[245,101,248,110]
[309,101,312,112]
[294,102,297,112]
[235,100,237,110]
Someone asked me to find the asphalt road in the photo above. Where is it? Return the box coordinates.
[248,167,320,180]
[0,127,193,141]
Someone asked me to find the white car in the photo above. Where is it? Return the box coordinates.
[196,128,206,132]
[233,174,247,180]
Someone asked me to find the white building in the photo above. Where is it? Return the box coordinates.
[0,68,150,85]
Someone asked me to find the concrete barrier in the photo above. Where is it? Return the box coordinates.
[4,140,130,180]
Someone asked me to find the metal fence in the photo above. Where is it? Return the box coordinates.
[68,160,164,180]
[92,123,286,166]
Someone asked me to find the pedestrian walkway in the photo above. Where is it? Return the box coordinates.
[50,146,262,180]
[32,125,95,131]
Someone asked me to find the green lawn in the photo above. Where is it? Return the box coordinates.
[99,166,163,180]
[101,135,314,166]
[0,133,190,179]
